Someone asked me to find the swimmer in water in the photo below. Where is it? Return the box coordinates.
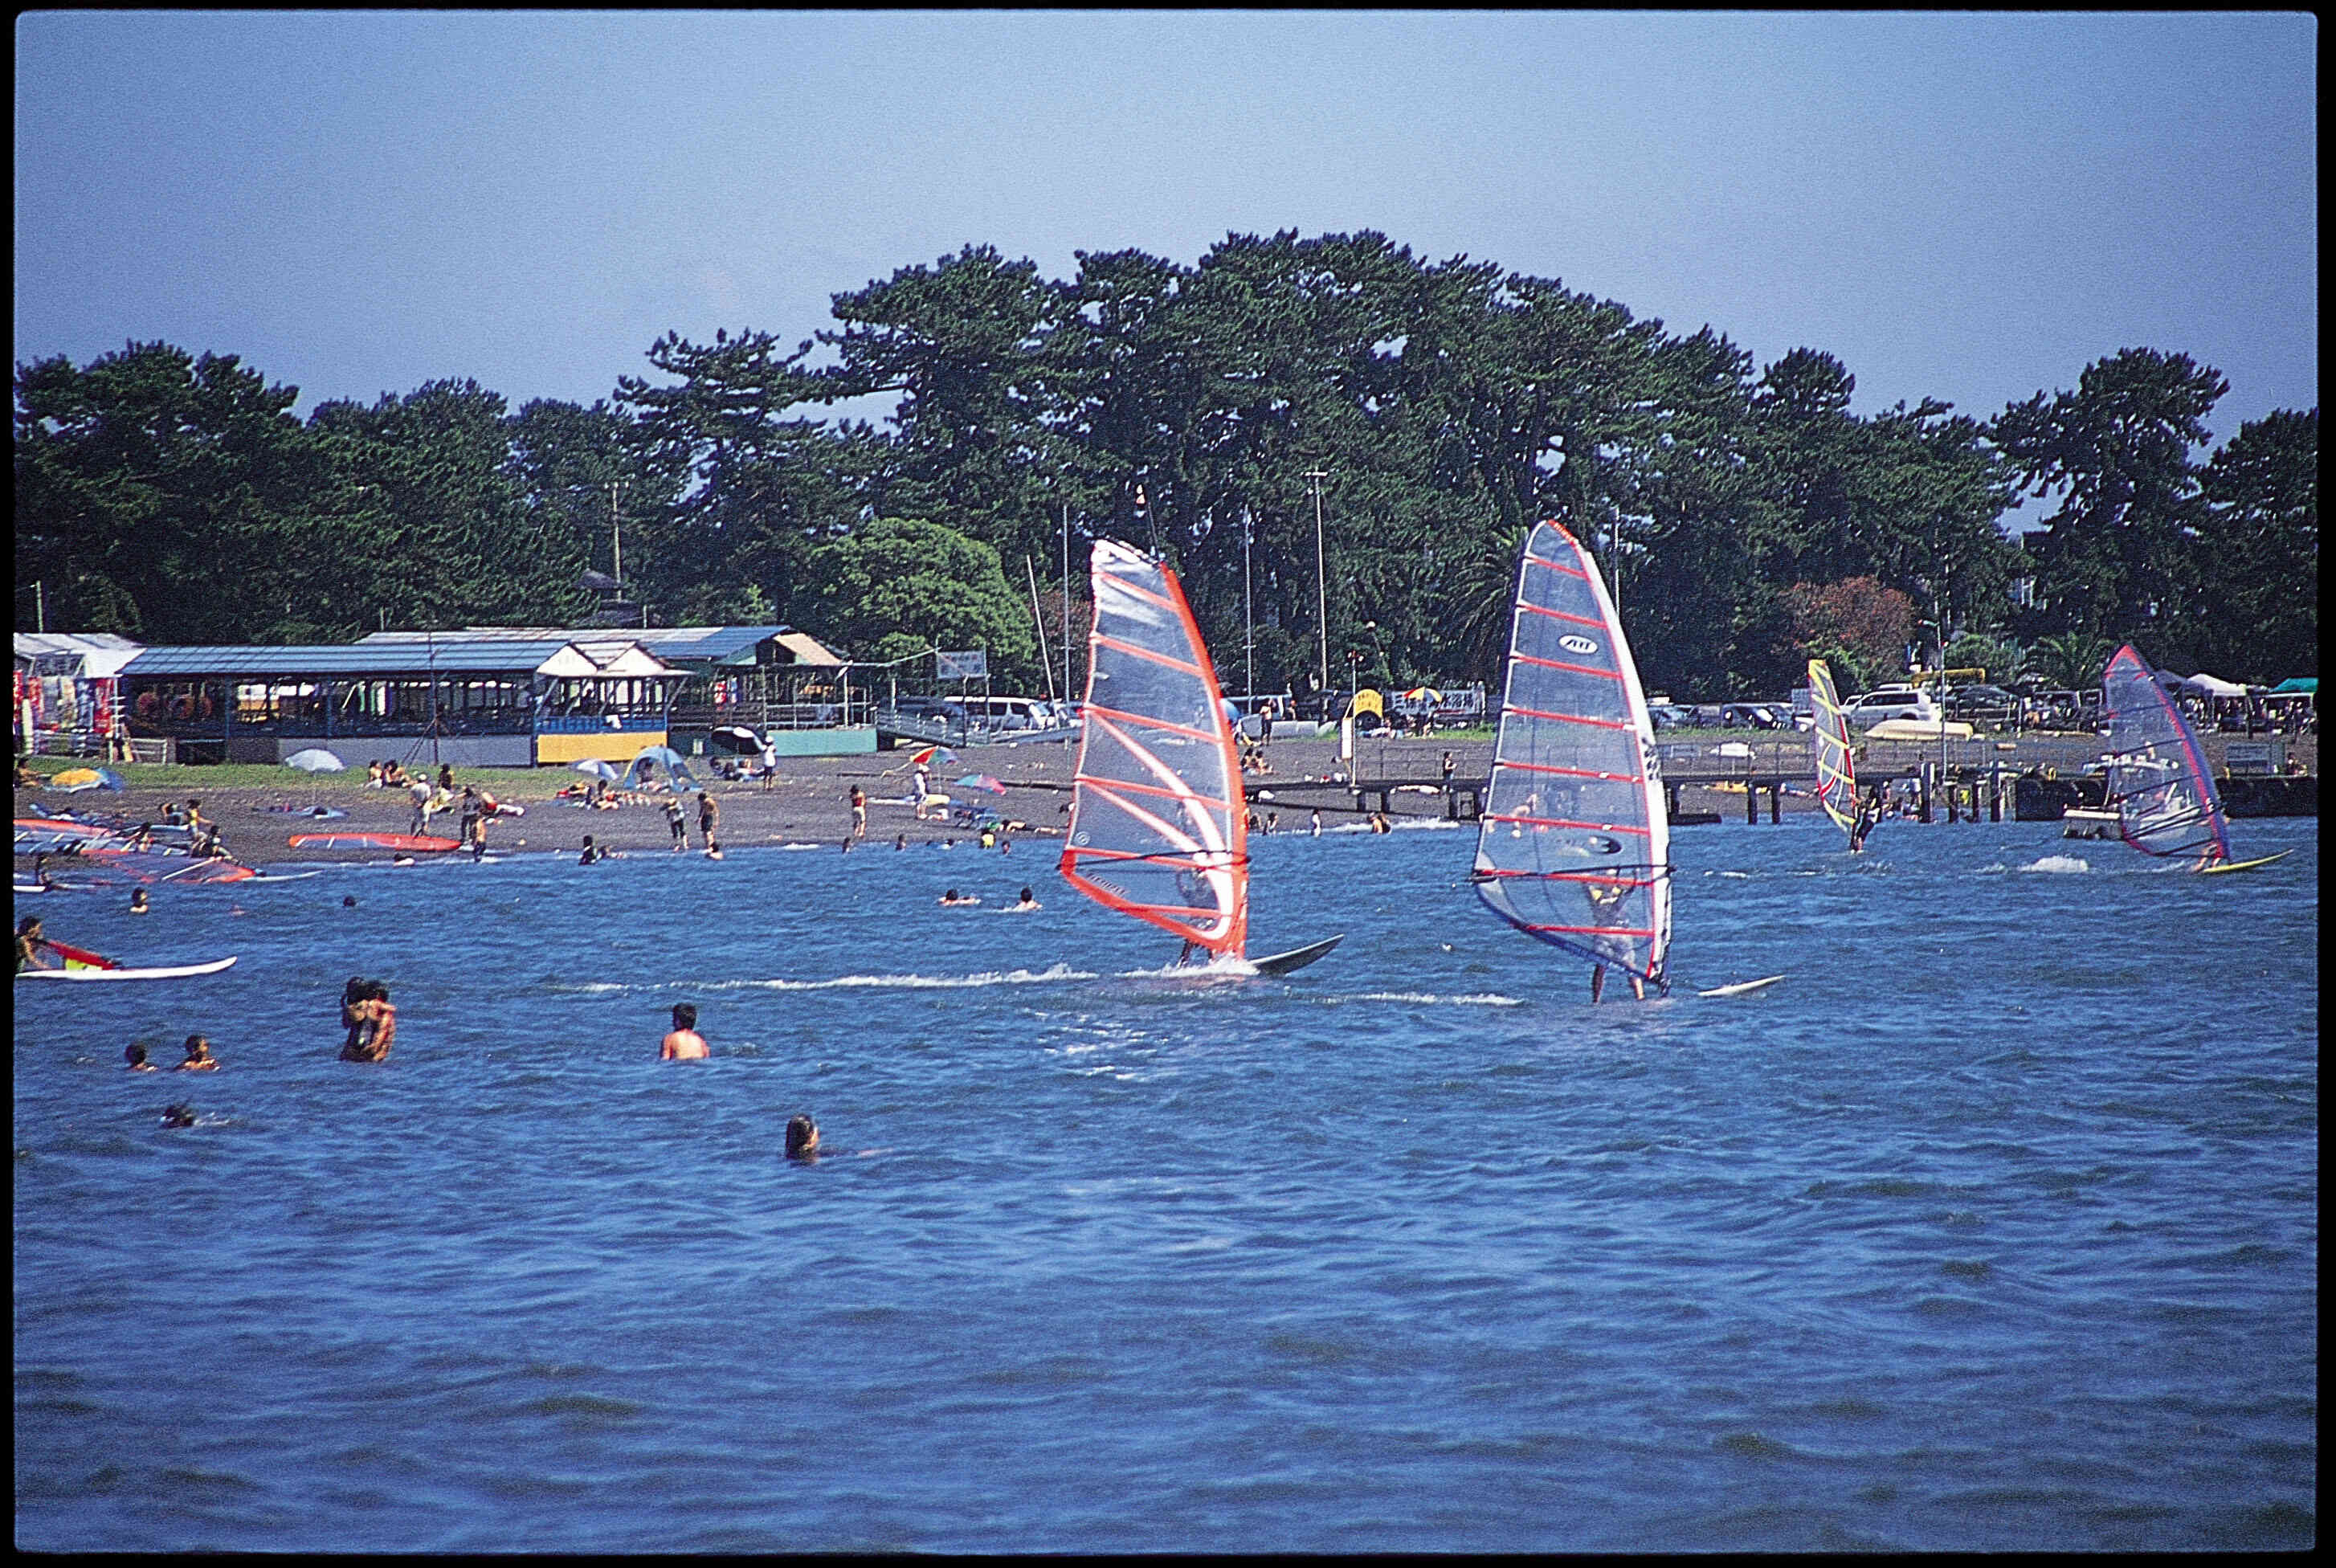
[660,1002,709,1060]
[129,888,150,915]
[126,1043,157,1072]
[938,888,980,906]
[161,1104,196,1128]
[578,835,606,865]
[341,982,396,1062]
[1007,886,1040,911]
[785,1114,820,1161]
[344,895,357,907]
[177,1034,219,1071]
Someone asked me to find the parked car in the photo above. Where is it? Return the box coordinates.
[1840,687,1940,727]
[1646,703,1697,731]
[1720,702,1795,730]
[1942,684,2020,719]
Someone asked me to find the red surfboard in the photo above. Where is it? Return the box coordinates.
[287,832,463,852]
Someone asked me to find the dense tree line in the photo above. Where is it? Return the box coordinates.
[15,232,2318,694]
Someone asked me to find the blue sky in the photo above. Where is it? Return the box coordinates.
[14,10,2318,453]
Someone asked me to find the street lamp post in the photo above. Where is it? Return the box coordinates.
[1305,468,1330,717]
[607,479,631,593]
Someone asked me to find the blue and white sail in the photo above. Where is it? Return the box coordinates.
[1472,521,1672,987]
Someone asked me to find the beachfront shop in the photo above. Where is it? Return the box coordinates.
[116,639,686,768]
[356,623,873,758]
[14,631,149,759]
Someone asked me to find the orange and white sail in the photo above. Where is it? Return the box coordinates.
[1059,540,1248,959]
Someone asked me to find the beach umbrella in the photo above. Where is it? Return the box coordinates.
[954,774,1008,795]
[284,748,345,773]
[571,758,622,782]
[1402,686,1443,703]
[909,744,957,767]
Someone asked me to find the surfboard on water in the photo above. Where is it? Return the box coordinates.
[246,869,325,881]
[287,827,459,850]
[1697,974,1787,998]
[1059,539,1339,977]
[2198,849,2294,876]
[1251,934,1346,977]
[18,955,238,982]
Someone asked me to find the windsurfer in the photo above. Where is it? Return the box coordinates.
[15,915,55,972]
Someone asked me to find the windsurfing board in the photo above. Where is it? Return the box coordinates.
[1697,974,1786,998]
[1251,933,1345,976]
[2199,850,2294,876]
[18,955,237,982]
[288,832,461,852]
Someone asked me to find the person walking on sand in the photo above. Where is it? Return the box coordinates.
[849,784,867,839]
[664,794,687,851]
[697,789,721,856]
[408,776,434,836]
[660,1002,709,1060]
[1310,809,1323,837]
[458,786,482,850]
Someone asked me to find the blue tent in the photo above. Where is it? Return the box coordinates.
[620,745,702,791]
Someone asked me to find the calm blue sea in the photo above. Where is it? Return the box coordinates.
[13,812,2318,1551]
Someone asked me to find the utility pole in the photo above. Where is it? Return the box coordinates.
[1242,506,1256,701]
[1305,468,1331,712]
[1061,501,1073,703]
[608,479,630,591]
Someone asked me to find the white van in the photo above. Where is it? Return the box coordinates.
[1841,687,1939,727]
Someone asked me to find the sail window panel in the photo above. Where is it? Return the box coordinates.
[1088,651,1222,741]
[1510,611,1627,683]
[1484,772,1648,838]
[1076,721,1235,816]
[1476,879,1653,970]
[1492,713,1644,782]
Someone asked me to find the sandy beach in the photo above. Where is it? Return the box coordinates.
[16,737,1499,871]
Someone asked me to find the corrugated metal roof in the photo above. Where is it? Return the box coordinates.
[361,626,790,665]
[119,642,677,678]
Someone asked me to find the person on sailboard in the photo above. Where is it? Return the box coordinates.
[15,915,56,973]
[1848,794,1878,852]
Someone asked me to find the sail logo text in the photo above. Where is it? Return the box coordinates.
[1558,635,1599,655]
